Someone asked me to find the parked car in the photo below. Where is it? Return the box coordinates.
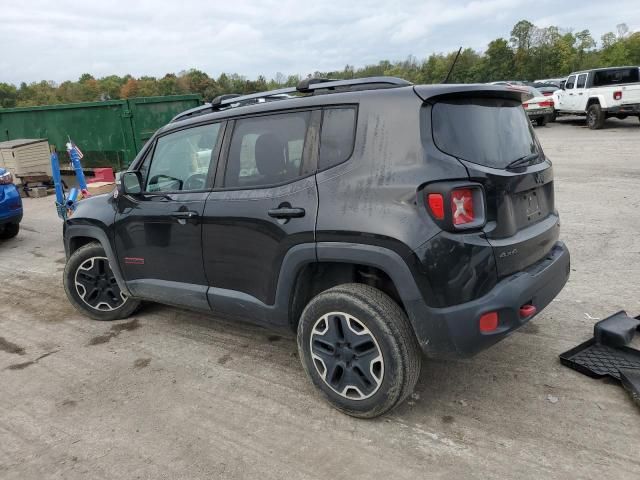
[532,82,560,97]
[0,168,23,239]
[553,66,640,129]
[521,86,556,126]
[488,80,530,86]
[62,77,570,418]
[533,78,566,89]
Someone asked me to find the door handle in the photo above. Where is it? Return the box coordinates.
[170,210,200,224]
[268,207,305,219]
[171,211,199,219]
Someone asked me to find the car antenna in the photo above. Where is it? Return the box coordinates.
[442,47,462,83]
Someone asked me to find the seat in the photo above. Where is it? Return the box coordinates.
[254,133,286,185]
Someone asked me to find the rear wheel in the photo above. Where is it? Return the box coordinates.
[616,114,628,120]
[587,103,605,129]
[0,222,19,239]
[64,243,140,321]
[536,116,548,127]
[297,283,421,418]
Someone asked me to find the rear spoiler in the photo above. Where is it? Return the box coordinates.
[413,84,530,103]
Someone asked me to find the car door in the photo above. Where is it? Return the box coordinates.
[558,75,576,111]
[573,73,589,111]
[202,110,319,325]
[113,121,225,310]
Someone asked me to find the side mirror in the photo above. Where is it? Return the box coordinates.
[120,171,142,195]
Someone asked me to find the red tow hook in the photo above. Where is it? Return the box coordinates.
[520,304,537,319]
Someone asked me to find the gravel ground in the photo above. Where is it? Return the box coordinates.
[1,116,639,479]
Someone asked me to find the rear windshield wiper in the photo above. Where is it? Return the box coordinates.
[506,153,540,170]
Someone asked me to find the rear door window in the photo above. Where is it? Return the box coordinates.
[319,107,357,170]
[224,111,311,188]
[576,74,587,89]
[431,97,539,169]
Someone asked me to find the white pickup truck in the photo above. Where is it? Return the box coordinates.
[553,66,640,129]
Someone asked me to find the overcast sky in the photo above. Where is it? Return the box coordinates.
[1,0,638,85]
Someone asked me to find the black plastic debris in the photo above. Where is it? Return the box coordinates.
[594,311,640,347]
[619,369,640,407]
[560,310,640,408]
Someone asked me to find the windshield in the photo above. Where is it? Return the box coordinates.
[432,97,540,169]
[526,87,544,97]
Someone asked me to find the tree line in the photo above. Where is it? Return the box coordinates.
[1,20,639,109]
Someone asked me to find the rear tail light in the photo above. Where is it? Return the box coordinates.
[613,91,622,100]
[539,100,554,108]
[542,92,553,96]
[522,103,529,109]
[0,171,13,185]
[423,183,486,231]
[451,188,474,225]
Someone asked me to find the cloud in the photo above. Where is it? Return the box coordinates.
[0,0,638,85]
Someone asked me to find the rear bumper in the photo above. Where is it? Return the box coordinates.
[526,107,554,118]
[605,104,640,115]
[407,241,570,358]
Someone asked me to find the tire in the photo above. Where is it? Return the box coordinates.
[63,242,141,321]
[616,114,628,120]
[586,103,605,130]
[550,111,557,122]
[536,116,548,127]
[0,222,19,239]
[297,283,421,418]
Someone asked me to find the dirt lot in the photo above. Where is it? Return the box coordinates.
[1,117,639,479]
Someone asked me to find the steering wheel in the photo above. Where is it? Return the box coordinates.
[183,173,207,191]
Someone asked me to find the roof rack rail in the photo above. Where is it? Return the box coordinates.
[211,94,242,106]
[296,76,411,93]
[171,76,411,122]
[296,77,337,91]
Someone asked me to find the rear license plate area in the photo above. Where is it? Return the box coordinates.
[514,187,549,225]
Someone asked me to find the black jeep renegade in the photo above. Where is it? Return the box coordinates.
[63,77,570,418]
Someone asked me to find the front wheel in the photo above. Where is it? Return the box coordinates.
[297,284,421,418]
[63,243,141,321]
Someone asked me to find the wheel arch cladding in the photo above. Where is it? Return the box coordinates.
[64,225,131,296]
[289,242,427,340]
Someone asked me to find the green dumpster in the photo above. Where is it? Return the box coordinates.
[0,94,202,170]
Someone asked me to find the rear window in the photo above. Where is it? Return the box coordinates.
[319,107,357,170]
[432,97,539,169]
[592,68,640,87]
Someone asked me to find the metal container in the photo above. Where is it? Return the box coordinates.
[0,95,202,169]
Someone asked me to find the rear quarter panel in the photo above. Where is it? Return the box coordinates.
[315,89,467,253]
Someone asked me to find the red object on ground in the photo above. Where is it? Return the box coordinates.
[89,168,115,183]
